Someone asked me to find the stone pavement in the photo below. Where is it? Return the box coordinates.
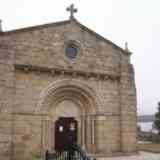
[98,152,160,160]
[141,152,160,160]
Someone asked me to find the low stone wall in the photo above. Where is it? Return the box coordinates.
[138,131,160,142]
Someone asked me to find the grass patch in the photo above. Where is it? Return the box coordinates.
[138,142,160,153]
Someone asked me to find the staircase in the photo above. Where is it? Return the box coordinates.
[45,144,90,160]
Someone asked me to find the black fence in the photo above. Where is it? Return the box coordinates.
[45,144,90,160]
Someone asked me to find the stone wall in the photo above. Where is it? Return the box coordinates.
[120,55,137,153]
[0,19,137,159]
[2,20,121,76]
[0,35,15,159]
[13,114,42,160]
[13,69,121,155]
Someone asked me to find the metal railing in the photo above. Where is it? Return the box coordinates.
[45,144,90,160]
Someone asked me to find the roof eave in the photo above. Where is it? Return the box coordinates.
[0,18,132,55]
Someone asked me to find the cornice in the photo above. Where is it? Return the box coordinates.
[14,64,120,82]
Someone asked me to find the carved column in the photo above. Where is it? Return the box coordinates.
[91,115,96,153]
[48,120,52,151]
[51,120,55,151]
[81,115,86,150]
[42,116,52,151]
[45,119,50,150]
[86,115,92,153]
[42,116,47,151]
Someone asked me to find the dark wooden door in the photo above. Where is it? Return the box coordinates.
[55,117,77,152]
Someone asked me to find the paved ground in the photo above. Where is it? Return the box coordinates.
[141,152,160,160]
[99,152,160,160]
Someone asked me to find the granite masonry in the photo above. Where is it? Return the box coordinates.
[0,7,137,160]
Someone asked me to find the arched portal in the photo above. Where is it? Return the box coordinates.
[37,79,100,153]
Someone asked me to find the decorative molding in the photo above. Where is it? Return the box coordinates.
[36,79,101,113]
[96,115,106,121]
[85,73,90,79]
[14,64,120,81]
[72,71,77,78]
[86,113,120,117]
[12,112,48,116]
[23,67,29,73]
[51,69,56,76]
[11,112,120,118]
[60,70,65,77]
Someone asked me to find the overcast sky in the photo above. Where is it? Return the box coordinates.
[0,0,159,115]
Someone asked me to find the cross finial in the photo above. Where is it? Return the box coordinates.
[125,42,129,51]
[66,4,78,20]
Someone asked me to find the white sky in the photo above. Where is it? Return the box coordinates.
[0,0,160,115]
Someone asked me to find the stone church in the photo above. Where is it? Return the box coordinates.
[0,4,137,160]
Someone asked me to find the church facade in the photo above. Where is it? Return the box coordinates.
[0,5,137,160]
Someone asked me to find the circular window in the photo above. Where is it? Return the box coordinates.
[65,44,78,59]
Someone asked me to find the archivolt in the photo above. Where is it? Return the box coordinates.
[36,79,101,114]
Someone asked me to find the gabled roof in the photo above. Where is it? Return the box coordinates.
[0,18,131,55]
[1,19,70,34]
[74,20,131,55]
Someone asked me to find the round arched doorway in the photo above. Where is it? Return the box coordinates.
[53,99,82,151]
[37,79,100,153]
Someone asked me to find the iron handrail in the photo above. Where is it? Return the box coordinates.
[45,144,90,160]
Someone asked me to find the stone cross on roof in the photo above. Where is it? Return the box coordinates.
[66,4,78,20]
